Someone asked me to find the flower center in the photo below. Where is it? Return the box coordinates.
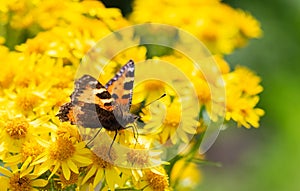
[59,172,78,188]
[21,141,44,162]
[9,173,31,191]
[5,118,29,139]
[127,150,149,166]
[91,145,116,168]
[0,71,14,89]
[143,81,165,92]
[163,103,181,129]
[49,137,75,161]
[145,169,169,191]
[15,92,39,113]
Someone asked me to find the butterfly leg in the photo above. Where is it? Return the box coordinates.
[127,124,139,146]
[132,124,139,144]
[108,130,118,160]
[86,127,103,148]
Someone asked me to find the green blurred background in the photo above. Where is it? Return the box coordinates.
[106,0,300,190]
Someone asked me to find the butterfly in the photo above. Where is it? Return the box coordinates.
[56,60,138,157]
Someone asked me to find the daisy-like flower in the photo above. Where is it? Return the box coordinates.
[235,10,263,47]
[0,164,48,191]
[226,66,263,96]
[56,171,79,189]
[144,100,198,145]
[130,0,262,54]
[225,94,264,128]
[134,166,170,191]
[224,66,264,128]
[0,114,50,154]
[81,144,123,191]
[32,135,92,181]
[3,139,45,176]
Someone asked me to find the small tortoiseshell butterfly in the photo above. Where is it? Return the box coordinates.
[56,60,138,156]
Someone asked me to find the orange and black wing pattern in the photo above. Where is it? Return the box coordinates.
[56,60,136,129]
[56,74,114,128]
[105,60,135,110]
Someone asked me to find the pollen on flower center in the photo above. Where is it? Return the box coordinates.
[91,145,116,168]
[49,137,75,161]
[15,92,40,112]
[59,172,78,188]
[127,150,149,166]
[145,169,169,191]
[9,173,31,191]
[21,141,44,162]
[164,106,181,128]
[143,81,165,92]
[5,118,29,139]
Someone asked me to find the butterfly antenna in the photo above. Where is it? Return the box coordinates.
[144,93,166,108]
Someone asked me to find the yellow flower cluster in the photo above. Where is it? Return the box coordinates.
[131,0,262,54]
[0,0,264,190]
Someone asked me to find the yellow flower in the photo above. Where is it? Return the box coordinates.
[130,0,262,54]
[57,171,79,189]
[3,140,45,173]
[32,136,92,181]
[226,66,263,96]
[0,164,48,191]
[81,144,123,190]
[235,10,263,47]
[224,66,265,128]
[144,100,198,144]
[170,159,201,190]
[0,115,50,154]
[226,94,264,128]
[134,166,170,191]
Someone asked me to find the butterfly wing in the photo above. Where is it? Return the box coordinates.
[56,74,114,128]
[71,74,113,110]
[105,60,135,110]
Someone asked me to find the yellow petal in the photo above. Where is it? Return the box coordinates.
[30,154,47,166]
[72,155,92,165]
[48,163,60,180]
[0,166,12,177]
[31,179,48,187]
[106,168,122,190]
[62,161,71,180]
[34,160,52,175]
[82,165,97,185]
[67,159,78,174]
[93,169,104,188]
[75,141,87,149]
[0,177,9,191]
[3,154,21,164]
[183,123,197,134]
[20,156,32,172]
[20,165,34,178]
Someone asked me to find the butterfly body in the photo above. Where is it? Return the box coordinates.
[56,60,137,133]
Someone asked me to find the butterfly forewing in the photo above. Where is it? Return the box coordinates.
[105,60,135,110]
[71,74,113,111]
